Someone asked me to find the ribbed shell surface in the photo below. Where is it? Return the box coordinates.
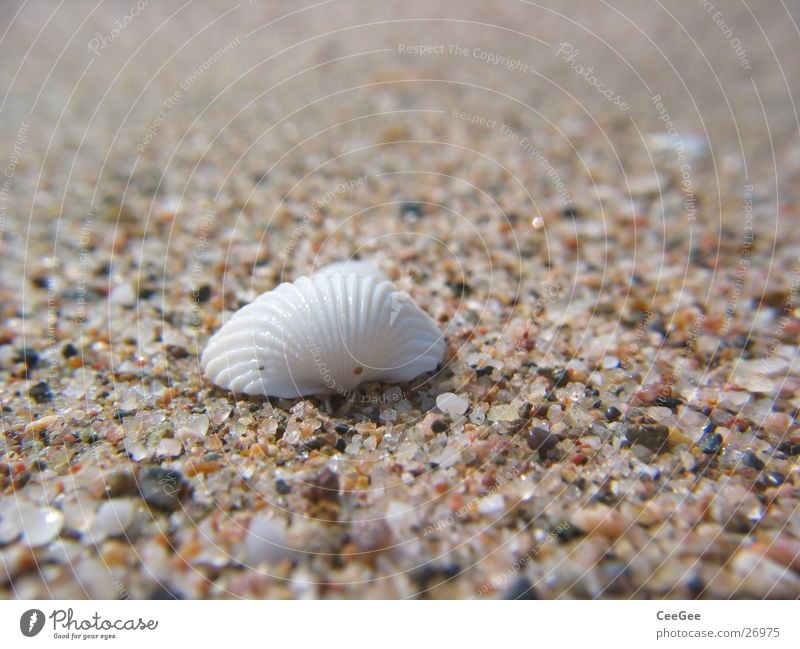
[201,272,445,397]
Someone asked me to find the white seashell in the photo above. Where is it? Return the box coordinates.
[201,266,445,398]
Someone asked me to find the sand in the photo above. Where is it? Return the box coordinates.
[1,0,799,598]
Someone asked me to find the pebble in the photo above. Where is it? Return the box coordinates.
[89,469,137,499]
[502,576,538,599]
[156,438,183,458]
[477,493,506,515]
[469,406,486,425]
[697,432,723,454]
[758,537,800,571]
[654,395,682,409]
[571,504,629,538]
[138,467,187,512]
[604,406,622,421]
[565,408,593,428]
[110,282,136,307]
[546,405,563,424]
[436,392,469,415]
[742,453,765,471]
[719,390,750,408]
[526,427,560,457]
[760,412,793,434]
[244,515,296,564]
[89,499,135,541]
[731,549,800,598]
[621,423,670,453]
[16,347,40,368]
[483,405,516,423]
[19,505,64,547]
[754,357,790,376]
[777,441,800,456]
[757,471,786,487]
[29,381,53,404]
[551,368,570,387]
[737,373,777,394]
[600,356,619,369]
[23,414,63,436]
[176,413,210,440]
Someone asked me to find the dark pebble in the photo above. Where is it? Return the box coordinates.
[561,206,581,219]
[554,522,581,542]
[686,574,705,597]
[551,368,570,387]
[475,365,493,377]
[31,275,50,289]
[446,279,471,297]
[442,563,460,579]
[29,459,48,472]
[99,470,138,498]
[334,423,355,436]
[654,395,683,409]
[697,432,723,454]
[304,435,327,451]
[604,406,622,421]
[138,467,188,512]
[742,452,765,471]
[165,344,189,359]
[195,284,211,303]
[307,468,339,503]
[334,438,347,453]
[147,584,185,600]
[733,335,753,350]
[29,381,53,403]
[399,201,424,218]
[16,348,39,368]
[526,427,560,458]
[275,479,292,494]
[13,471,31,489]
[113,409,136,422]
[777,441,800,456]
[430,419,448,434]
[757,471,786,487]
[621,423,670,453]
[94,262,111,277]
[601,559,633,595]
[62,343,79,359]
[503,576,538,599]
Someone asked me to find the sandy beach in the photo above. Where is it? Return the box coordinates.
[1,0,799,598]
